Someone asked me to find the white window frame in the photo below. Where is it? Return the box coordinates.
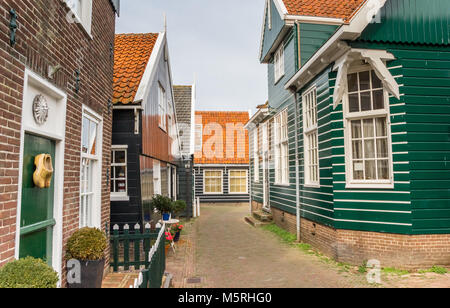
[158,84,167,131]
[253,129,259,183]
[229,170,249,194]
[274,109,289,186]
[195,124,203,152]
[153,160,162,195]
[67,0,93,37]
[203,170,223,195]
[111,145,129,201]
[303,86,320,187]
[80,106,102,228]
[274,43,285,83]
[343,66,394,189]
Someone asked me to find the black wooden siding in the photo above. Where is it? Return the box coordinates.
[194,166,250,203]
[111,109,143,227]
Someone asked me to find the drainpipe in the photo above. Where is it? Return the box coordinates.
[292,22,302,243]
[292,87,301,242]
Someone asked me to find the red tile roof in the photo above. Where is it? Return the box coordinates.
[282,0,367,21]
[113,33,159,105]
[195,111,249,165]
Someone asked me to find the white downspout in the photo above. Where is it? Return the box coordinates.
[293,88,301,242]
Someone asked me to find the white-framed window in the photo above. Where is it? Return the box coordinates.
[153,160,161,195]
[253,129,259,182]
[303,87,320,186]
[195,124,203,152]
[67,0,93,36]
[111,146,128,199]
[203,170,223,194]
[274,43,285,83]
[80,107,102,228]
[229,170,248,194]
[262,123,268,152]
[158,84,167,131]
[274,109,289,185]
[344,68,393,188]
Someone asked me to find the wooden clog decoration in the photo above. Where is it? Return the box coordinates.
[33,154,54,189]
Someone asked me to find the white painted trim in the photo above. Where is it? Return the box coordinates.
[80,105,103,230]
[15,69,67,286]
[285,0,388,91]
[285,15,344,25]
[134,32,165,104]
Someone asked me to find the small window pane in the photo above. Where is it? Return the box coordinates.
[359,71,370,91]
[363,119,374,138]
[115,151,126,163]
[352,140,363,159]
[349,94,360,113]
[377,160,389,180]
[115,166,126,178]
[372,71,382,89]
[351,121,362,139]
[365,160,376,180]
[360,91,371,111]
[377,138,389,158]
[376,118,387,137]
[348,73,358,92]
[364,140,375,159]
[373,90,384,110]
[353,161,364,180]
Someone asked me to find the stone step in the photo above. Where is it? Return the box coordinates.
[252,211,273,222]
[245,216,271,228]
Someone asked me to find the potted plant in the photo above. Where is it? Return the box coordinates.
[171,223,184,243]
[66,227,107,288]
[172,200,187,218]
[0,257,59,288]
[150,195,174,221]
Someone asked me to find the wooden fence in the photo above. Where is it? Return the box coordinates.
[110,223,166,288]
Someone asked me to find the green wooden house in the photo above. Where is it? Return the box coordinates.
[247,0,450,269]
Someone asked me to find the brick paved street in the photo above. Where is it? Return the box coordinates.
[169,204,372,288]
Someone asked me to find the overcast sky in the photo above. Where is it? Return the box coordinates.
[116,0,268,113]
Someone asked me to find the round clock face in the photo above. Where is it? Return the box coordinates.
[32,94,49,125]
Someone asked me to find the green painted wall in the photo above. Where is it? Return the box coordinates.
[359,0,450,45]
[299,23,338,67]
[297,68,335,227]
[268,30,296,109]
[261,0,286,62]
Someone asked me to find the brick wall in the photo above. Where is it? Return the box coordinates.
[269,208,450,269]
[0,0,116,285]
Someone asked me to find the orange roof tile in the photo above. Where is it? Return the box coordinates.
[282,0,367,21]
[113,33,159,105]
[194,111,249,165]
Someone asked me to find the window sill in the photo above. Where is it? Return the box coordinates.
[274,74,285,86]
[304,184,320,189]
[111,195,130,202]
[274,183,290,187]
[203,192,224,195]
[345,182,394,190]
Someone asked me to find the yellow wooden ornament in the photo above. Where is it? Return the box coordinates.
[33,154,54,189]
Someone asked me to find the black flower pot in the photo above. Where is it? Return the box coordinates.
[173,231,181,243]
[67,259,105,288]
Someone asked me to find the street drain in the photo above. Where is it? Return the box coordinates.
[186,277,202,284]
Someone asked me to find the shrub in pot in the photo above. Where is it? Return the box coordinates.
[66,227,107,288]
[0,257,59,288]
[173,200,187,218]
[150,195,174,221]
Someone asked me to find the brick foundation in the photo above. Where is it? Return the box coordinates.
[267,207,450,269]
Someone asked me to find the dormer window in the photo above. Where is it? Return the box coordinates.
[274,44,285,83]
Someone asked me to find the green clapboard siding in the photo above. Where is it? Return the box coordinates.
[297,67,335,227]
[359,0,450,45]
[268,30,296,109]
[299,23,338,67]
[261,0,285,62]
